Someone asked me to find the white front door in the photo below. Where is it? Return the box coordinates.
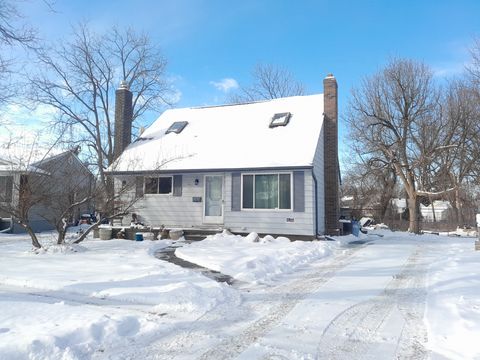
[203,175,224,224]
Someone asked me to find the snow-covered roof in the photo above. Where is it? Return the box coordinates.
[0,147,77,175]
[110,94,324,173]
[0,156,47,174]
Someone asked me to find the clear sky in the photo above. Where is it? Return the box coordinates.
[12,0,480,148]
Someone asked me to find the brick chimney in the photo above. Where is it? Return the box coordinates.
[323,74,340,235]
[114,80,133,160]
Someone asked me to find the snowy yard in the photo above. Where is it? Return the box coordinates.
[0,230,479,359]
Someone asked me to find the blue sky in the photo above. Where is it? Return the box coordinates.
[13,0,480,146]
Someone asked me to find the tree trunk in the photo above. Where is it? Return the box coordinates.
[22,223,42,249]
[408,196,421,234]
[455,188,464,227]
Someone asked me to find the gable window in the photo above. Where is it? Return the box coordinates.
[269,112,291,128]
[144,176,172,194]
[165,121,188,134]
[242,173,291,210]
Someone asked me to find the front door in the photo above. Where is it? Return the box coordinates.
[203,175,224,224]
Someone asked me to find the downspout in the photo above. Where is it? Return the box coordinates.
[312,169,319,237]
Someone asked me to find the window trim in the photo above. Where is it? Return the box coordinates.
[165,121,188,134]
[269,112,291,128]
[144,176,173,195]
[240,172,293,211]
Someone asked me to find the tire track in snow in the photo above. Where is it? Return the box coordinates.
[196,245,367,360]
[315,244,430,360]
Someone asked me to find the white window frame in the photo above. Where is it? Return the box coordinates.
[240,172,293,211]
[144,176,173,195]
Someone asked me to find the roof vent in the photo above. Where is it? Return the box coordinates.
[269,112,291,128]
[166,121,188,134]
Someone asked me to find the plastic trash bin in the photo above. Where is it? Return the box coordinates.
[99,227,112,240]
[135,233,144,241]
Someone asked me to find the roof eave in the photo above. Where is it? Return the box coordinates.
[106,165,314,176]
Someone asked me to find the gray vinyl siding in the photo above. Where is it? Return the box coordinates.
[312,126,325,234]
[224,170,315,237]
[118,173,213,228]
[116,169,316,237]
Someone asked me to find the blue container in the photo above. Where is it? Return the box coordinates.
[135,233,144,241]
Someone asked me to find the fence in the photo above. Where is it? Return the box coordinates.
[344,206,479,233]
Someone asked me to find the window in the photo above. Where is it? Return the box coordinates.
[0,176,13,203]
[144,176,172,194]
[242,173,291,210]
[269,112,291,128]
[165,121,188,134]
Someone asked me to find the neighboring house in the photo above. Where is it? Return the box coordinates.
[0,149,95,233]
[108,75,340,237]
[390,198,452,222]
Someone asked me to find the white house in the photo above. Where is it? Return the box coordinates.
[108,75,340,238]
[391,198,452,222]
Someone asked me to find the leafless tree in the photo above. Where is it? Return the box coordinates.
[431,79,479,226]
[341,162,398,222]
[0,137,145,248]
[229,63,304,103]
[0,0,37,108]
[30,24,174,217]
[346,58,458,233]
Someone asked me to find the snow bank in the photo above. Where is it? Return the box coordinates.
[175,232,335,284]
[425,238,480,359]
[0,235,239,359]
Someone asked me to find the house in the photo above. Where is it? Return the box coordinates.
[107,75,340,237]
[0,148,95,233]
[390,198,453,222]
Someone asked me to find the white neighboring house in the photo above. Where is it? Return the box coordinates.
[391,198,452,222]
[108,75,340,237]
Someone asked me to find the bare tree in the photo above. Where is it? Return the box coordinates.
[30,24,174,217]
[229,63,304,103]
[0,137,145,248]
[346,58,457,233]
[341,162,398,222]
[0,0,37,108]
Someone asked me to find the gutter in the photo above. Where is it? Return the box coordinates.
[106,165,314,176]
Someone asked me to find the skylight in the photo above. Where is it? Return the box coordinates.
[165,121,188,134]
[269,112,291,128]
[134,137,153,143]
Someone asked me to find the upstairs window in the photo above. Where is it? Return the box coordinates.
[165,121,188,134]
[269,112,291,128]
[144,176,172,194]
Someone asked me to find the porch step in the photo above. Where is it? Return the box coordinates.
[182,227,224,241]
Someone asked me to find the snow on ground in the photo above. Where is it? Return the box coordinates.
[0,229,479,359]
[0,232,239,359]
[425,237,480,359]
[175,231,337,284]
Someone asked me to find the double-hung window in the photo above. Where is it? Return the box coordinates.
[242,173,291,210]
[144,176,172,194]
